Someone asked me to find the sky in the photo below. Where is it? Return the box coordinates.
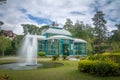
[0,0,120,34]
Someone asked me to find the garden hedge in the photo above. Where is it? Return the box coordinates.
[38,51,46,57]
[78,60,120,76]
[87,53,120,63]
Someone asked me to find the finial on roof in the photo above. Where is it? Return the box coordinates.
[51,21,59,28]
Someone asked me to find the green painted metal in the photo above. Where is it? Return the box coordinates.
[38,27,87,56]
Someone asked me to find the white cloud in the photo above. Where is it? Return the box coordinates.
[0,0,119,34]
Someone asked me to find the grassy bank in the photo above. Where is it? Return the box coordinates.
[0,59,120,80]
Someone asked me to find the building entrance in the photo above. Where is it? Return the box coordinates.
[63,44,69,56]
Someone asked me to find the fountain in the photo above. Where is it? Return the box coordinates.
[0,34,42,70]
[19,34,38,66]
[0,34,64,70]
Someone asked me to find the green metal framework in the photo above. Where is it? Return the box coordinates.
[38,27,87,56]
[74,43,87,55]
[38,39,87,56]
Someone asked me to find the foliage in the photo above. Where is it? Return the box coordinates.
[92,11,107,53]
[63,19,94,54]
[88,53,120,63]
[38,51,46,57]
[0,21,4,26]
[64,18,73,31]
[93,45,109,53]
[62,55,67,60]
[52,55,59,61]
[13,35,24,49]
[22,24,49,35]
[0,74,11,80]
[78,60,120,76]
[1,60,120,80]
[0,35,11,56]
[102,52,111,55]
[0,0,7,5]
[22,24,41,35]
[110,24,120,52]
[0,21,4,35]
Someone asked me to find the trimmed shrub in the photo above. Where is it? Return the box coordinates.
[38,51,46,57]
[52,55,59,61]
[78,60,93,73]
[78,60,120,76]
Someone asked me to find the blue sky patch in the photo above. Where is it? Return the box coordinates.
[27,14,53,25]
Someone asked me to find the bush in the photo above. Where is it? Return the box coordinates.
[78,60,120,76]
[0,74,11,80]
[87,54,107,61]
[62,55,67,60]
[38,51,46,57]
[104,55,120,63]
[102,52,111,55]
[87,53,120,63]
[52,55,59,61]
[78,60,93,73]
[102,52,120,63]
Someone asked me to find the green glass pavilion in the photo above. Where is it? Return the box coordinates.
[38,26,87,56]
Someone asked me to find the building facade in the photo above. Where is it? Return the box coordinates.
[38,26,87,56]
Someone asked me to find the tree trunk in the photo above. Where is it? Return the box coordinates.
[2,49,5,56]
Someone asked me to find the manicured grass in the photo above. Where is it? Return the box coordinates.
[0,58,120,80]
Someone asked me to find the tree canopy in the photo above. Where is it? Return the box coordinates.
[0,35,11,56]
[21,24,49,35]
[0,0,7,5]
[92,11,107,53]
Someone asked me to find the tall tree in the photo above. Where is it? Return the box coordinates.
[74,21,86,38]
[0,21,4,35]
[0,21,4,30]
[64,18,74,32]
[0,35,11,56]
[22,24,50,35]
[74,21,95,53]
[92,11,107,53]
[110,24,120,52]
[0,0,7,5]
[21,24,40,35]
[0,21,4,26]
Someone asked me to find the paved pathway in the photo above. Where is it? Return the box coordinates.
[0,56,79,61]
[0,56,19,60]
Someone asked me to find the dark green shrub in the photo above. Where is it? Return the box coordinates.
[38,51,46,57]
[78,60,120,76]
[52,55,59,61]
[62,55,67,60]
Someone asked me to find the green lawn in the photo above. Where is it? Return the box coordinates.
[0,58,120,80]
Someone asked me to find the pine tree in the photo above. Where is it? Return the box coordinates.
[92,11,107,53]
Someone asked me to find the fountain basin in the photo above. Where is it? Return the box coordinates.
[0,62,64,70]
